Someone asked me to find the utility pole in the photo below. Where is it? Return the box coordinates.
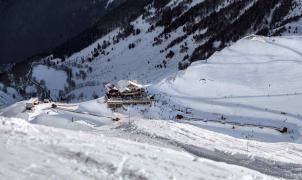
[246,137,249,152]
[246,131,253,152]
[128,109,131,125]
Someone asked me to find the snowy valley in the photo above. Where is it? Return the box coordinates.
[1,0,302,179]
[1,35,302,179]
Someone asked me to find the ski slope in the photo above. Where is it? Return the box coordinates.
[0,117,274,180]
[154,35,302,143]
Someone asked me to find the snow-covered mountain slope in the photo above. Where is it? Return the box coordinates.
[0,117,276,180]
[17,0,301,101]
[2,0,302,102]
[54,0,302,60]
[3,36,302,180]
[1,1,302,178]
[7,35,302,142]
[3,35,302,141]
[0,83,20,108]
[151,35,302,142]
[1,96,301,179]
[281,0,302,35]
[3,34,302,177]
[0,90,14,108]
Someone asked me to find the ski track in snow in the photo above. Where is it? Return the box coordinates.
[107,120,302,179]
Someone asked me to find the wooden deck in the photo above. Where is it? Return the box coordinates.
[107,99,152,108]
[120,91,146,96]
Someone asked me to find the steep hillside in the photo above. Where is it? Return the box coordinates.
[5,35,302,143]
[52,0,152,57]
[37,0,302,100]
[53,0,302,61]
[0,90,15,108]
[1,0,302,103]
[154,35,302,142]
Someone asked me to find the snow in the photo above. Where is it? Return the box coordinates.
[155,35,302,143]
[1,3,302,177]
[281,1,302,36]
[15,36,302,144]
[116,80,143,93]
[57,15,197,102]
[106,0,115,8]
[283,21,302,35]
[0,101,29,120]
[32,65,67,94]
[77,98,114,117]
[106,119,302,178]
[0,117,275,180]
[0,83,21,107]
[1,89,301,178]
[0,98,114,131]
[167,0,204,10]
[24,0,302,103]
[0,90,15,108]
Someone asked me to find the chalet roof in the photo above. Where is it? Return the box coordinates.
[117,80,143,93]
[104,83,118,92]
[128,81,143,88]
[27,97,39,104]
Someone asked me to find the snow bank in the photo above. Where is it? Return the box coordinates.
[0,116,273,180]
[0,101,29,120]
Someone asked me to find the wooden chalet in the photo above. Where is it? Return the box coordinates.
[104,80,153,108]
[104,83,119,99]
[25,98,39,110]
